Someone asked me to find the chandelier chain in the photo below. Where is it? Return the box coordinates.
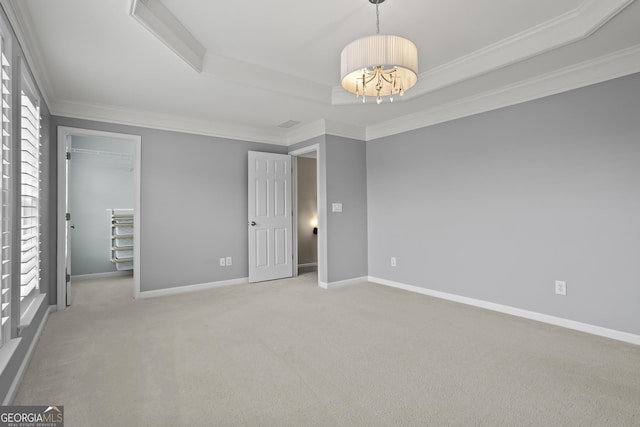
[375,0,380,34]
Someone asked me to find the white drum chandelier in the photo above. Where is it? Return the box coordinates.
[340,0,418,104]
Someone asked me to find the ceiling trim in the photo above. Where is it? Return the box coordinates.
[0,0,53,108]
[130,0,205,73]
[51,98,368,146]
[50,99,290,146]
[128,0,634,110]
[5,0,638,146]
[128,0,332,104]
[332,0,634,105]
[366,44,640,141]
[285,120,327,145]
[286,119,327,145]
[285,119,366,145]
[202,54,331,104]
[324,120,367,142]
[50,42,640,146]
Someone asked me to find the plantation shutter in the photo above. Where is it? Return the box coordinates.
[20,88,40,300]
[0,42,10,343]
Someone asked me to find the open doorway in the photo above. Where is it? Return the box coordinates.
[296,152,317,274]
[57,127,141,310]
[290,144,323,287]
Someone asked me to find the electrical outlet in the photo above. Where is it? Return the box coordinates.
[219,257,226,267]
[391,257,397,267]
[555,280,567,296]
[226,256,232,266]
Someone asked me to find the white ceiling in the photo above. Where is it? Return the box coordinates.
[2,0,640,145]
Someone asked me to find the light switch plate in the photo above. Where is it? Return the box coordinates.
[332,203,343,213]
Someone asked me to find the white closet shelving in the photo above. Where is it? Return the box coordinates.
[110,208,133,270]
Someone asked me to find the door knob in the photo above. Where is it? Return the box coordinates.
[248,221,256,226]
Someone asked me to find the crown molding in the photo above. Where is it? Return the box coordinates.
[9,0,637,146]
[332,0,634,105]
[324,120,366,141]
[51,43,640,146]
[414,0,634,95]
[130,0,205,73]
[51,99,289,146]
[0,0,53,108]
[284,119,327,145]
[366,44,640,141]
[285,119,366,145]
[51,99,365,147]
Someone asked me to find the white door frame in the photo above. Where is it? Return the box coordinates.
[289,144,324,287]
[56,126,142,310]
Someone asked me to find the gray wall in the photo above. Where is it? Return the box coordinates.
[367,72,640,335]
[70,136,134,276]
[297,157,317,265]
[325,135,368,283]
[51,116,288,293]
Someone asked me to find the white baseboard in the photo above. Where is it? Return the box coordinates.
[138,277,249,299]
[298,263,318,268]
[320,276,368,290]
[72,271,133,280]
[368,276,640,346]
[4,305,53,405]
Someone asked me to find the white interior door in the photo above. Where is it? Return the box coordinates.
[248,151,293,282]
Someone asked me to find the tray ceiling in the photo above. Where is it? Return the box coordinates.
[2,0,639,144]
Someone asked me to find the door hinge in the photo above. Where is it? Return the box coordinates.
[66,273,71,283]
[66,152,71,160]
[66,212,71,221]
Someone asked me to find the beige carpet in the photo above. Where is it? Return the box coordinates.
[14,273,640,426]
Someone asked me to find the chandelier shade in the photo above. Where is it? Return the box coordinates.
[341,34,418,100]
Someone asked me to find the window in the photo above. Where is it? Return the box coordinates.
[0,37,10,346]
[20,77,40,314]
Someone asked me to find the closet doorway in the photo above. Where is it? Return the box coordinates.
[57,127,141,309]
[296,152,317,274]
[291,144,323,286]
